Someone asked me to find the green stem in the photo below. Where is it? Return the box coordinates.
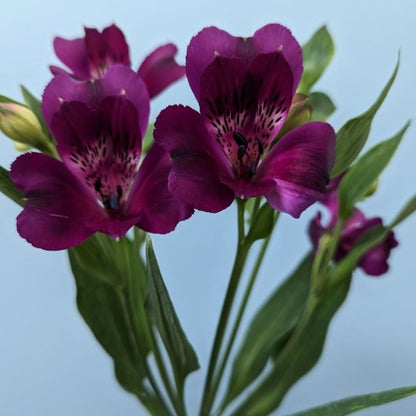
[214,212,280,414]
[199,199,249,416]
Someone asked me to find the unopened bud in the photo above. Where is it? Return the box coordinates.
[278,93,312,138]
[0,102,47,149]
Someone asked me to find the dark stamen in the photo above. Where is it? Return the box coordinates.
[256,138,264,156]
[94,178,102,192]
[233,131,248,148]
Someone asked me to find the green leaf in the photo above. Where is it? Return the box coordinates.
[68,234,154,405]
[231,274,352,416]
[331,54,400,177]
[338,121,409,218]
[224,255,312,405]
[20,85,50,137]
[145,238,199,380]
[298,26,335,94]
[0,166,24,206]
[390,195,416,228]
[69,242,148,396]
[0,95,21,105]
[309,91,336,121]
[288,385,416,416]
[246,202,275,243]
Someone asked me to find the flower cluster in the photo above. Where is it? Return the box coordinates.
[10,23,380,257]
[10,25,192,250]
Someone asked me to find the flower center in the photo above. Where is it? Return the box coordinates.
[68,128,140,212]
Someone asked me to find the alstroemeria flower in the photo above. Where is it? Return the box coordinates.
[154,24,335,217]
[50,24,185,98]
[10,66,193,250]
[309,176,398,276]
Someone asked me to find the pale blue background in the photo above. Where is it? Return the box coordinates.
[1,0,415,415]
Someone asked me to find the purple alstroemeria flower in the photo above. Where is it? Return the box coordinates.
[50,24,185,98]
[154,24,336,217]
[10,66,193,250]
[309,176,398,276]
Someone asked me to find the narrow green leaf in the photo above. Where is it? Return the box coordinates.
[224,256,312,405]
[232,274,352,415]
[390,195,416,228]
[338,121,409,218]
[0,166,24,206]
[289,385,416,416]
[20,85,50,137]
[145,238,199,379]
[298,26,335,93]
[331,54,400,177]
[246,202,275,243]
[309,91,336,121]
[0,95,21,105]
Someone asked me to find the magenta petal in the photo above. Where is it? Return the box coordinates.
[53,37,90,79]
[308,212,325,249]
[186,27,239,99]
[42,66,149,138]
[246,52,294,144]
[359,231,398,276]
[42,74,90,127]
[138,43,186,98]
[51,97,142,178]
[154,105,235,212]
[84,25,130,78]
[127,144,194,233]
[199,57,256,142]
[252,24,303,93]
[256,121,335,217]
[10,153,104,250]
[100,66,150,138]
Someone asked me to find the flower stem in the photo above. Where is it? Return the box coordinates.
[213,211,280,414]
[200,199,250,416]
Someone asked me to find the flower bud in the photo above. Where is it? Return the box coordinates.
[0,102,47,149]
[278,93,312,138]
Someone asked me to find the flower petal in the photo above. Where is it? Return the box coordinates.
[53,36,90,79]
[186,26,239,99]
[51,97,143,204]
[10,153,104,250]
[127,144,194,233]
[42,65,149,138]
[359,231,398,276]
[84,24,130,78]
[252,23,303,93]
[246,52,294,147]
[308,212,325,248]
[137,43,186,98]
[186,24,303,99]
[154,105,235,212]
[198,56,257,160]
[256,121,335,217]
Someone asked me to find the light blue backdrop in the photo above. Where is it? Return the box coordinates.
[0,0,415,415]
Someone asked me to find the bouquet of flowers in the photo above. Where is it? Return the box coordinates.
[0,21,415,416]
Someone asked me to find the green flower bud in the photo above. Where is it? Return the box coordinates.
[0,102,47,150]
[278,93,312,138]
